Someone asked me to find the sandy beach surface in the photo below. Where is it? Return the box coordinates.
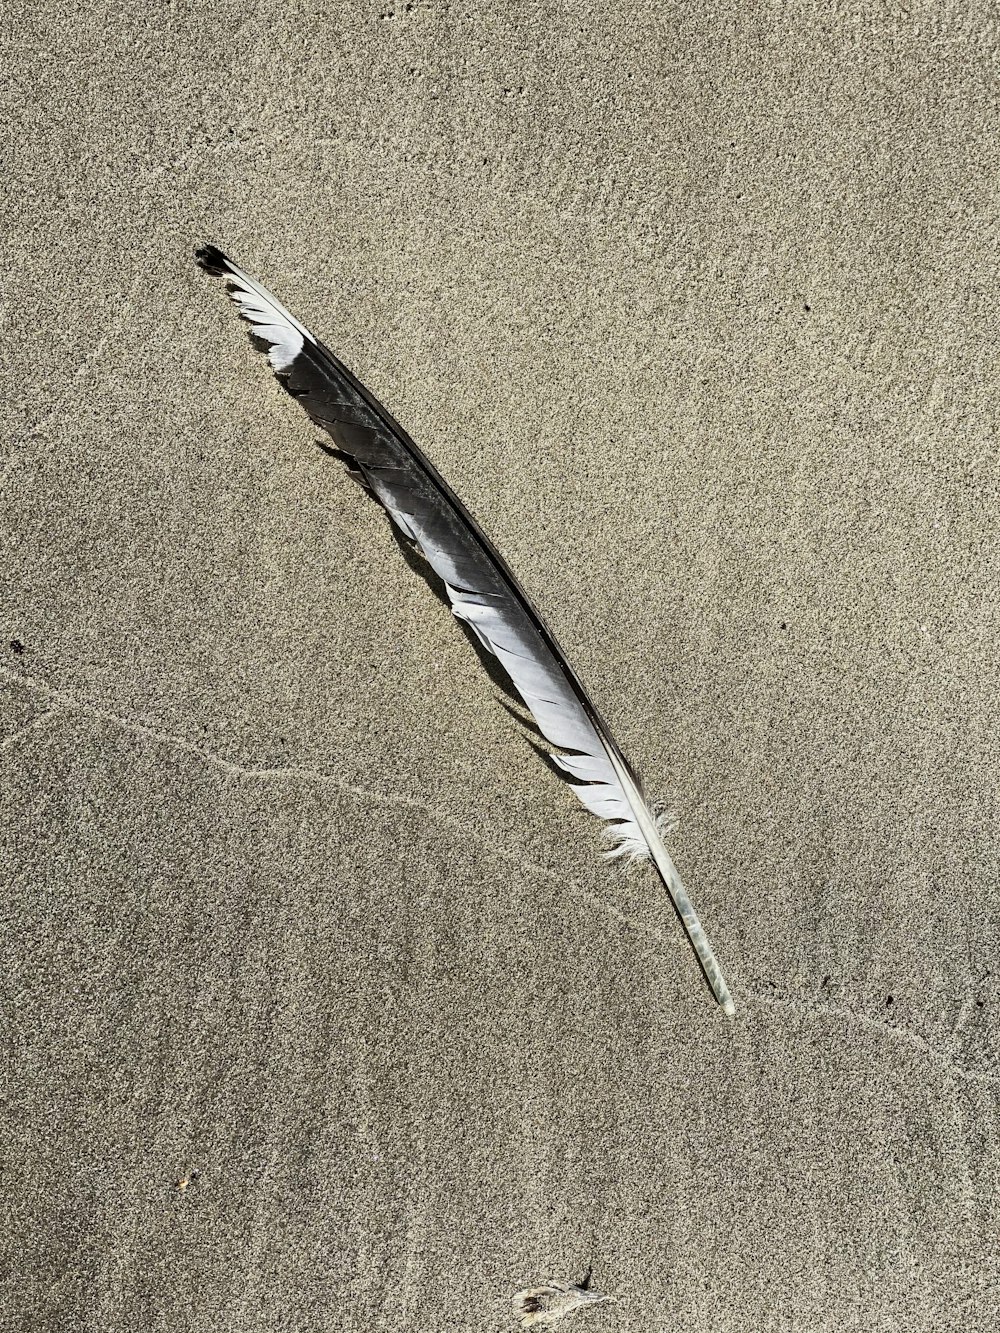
[3,3,998,1330]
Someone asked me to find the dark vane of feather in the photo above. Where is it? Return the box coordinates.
[195,244,735,1017]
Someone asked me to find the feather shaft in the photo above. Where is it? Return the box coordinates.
[605,746,735,1016]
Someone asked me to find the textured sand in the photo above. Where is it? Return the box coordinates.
[2,3,999,1330]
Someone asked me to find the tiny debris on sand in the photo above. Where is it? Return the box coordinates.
[512,1268,613,1328]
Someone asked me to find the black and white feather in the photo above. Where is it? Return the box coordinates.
[195,244,734,1017]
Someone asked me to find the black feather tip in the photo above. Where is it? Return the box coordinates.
[195,243,233,277]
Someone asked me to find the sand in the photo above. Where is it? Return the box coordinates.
[2,3,998,1329]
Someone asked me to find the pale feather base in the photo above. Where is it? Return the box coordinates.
[602,802,677,861]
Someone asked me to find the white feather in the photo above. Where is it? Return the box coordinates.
[218,259,315,372]
[444,582,651,842]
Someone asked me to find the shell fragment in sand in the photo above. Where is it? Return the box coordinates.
[512,1270,613,1327]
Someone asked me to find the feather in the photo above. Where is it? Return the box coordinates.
[195,244,735,1018]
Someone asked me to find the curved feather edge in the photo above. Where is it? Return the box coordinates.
[194,243,735,1018]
